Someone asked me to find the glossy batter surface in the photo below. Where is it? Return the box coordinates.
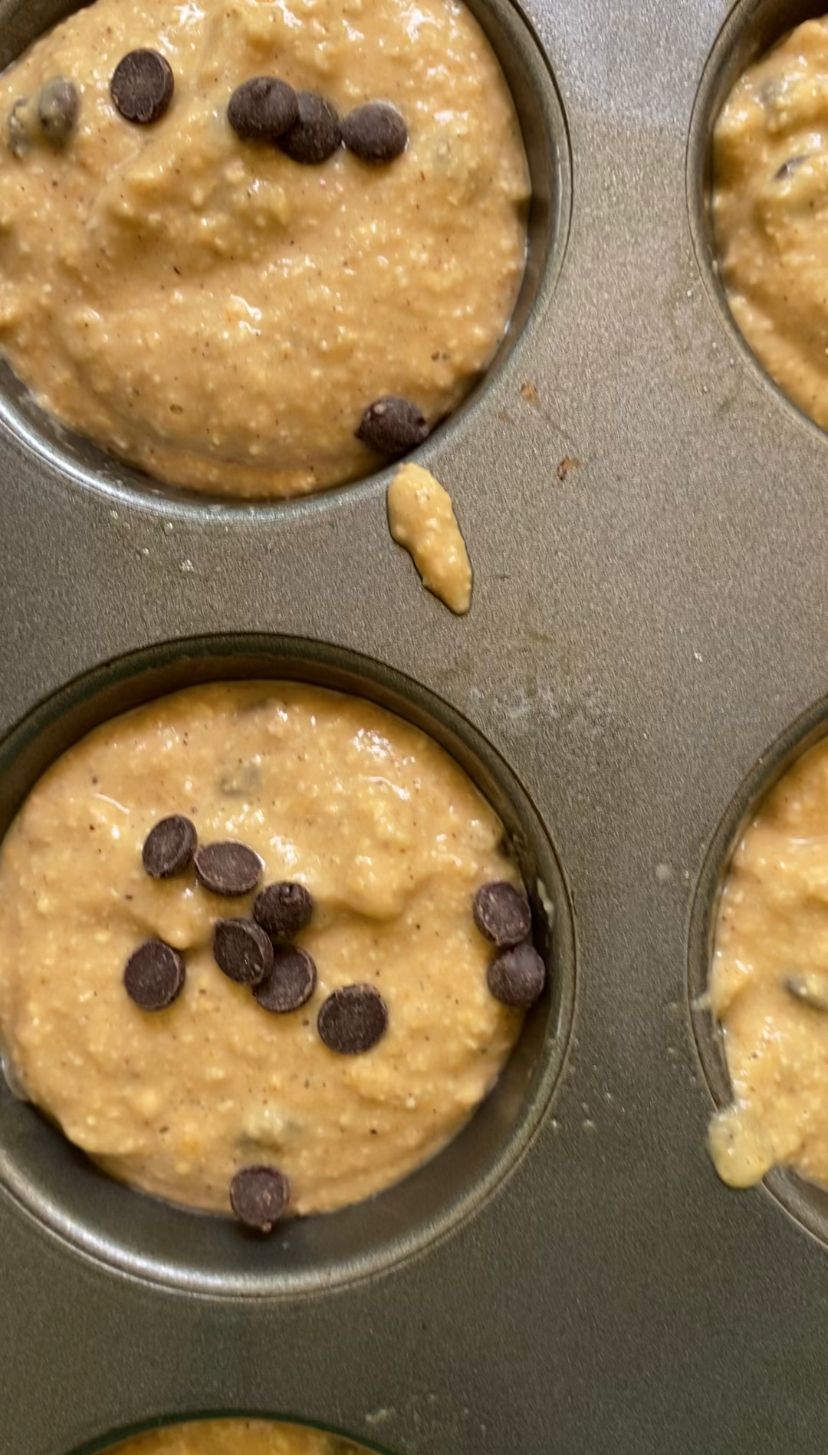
[0,0,528,498]
[710,735,828,1189]
[713,18,828,430]
[0,682,523,1216]
[110,1420,365,1455]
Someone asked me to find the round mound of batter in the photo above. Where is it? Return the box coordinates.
[0,0,529,499]
[108,1421,366,1455]
[710,734,828,1190]
[0,682,531,1218]
[713,17,828,430]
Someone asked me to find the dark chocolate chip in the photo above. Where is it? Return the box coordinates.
[487,942,546,1008]
[111,49,174,125]
[194,841,262,896]
[37,77,80,146]
[253,881,314,940]
[254,946,317,1013]
[356,396,429,456]
[317,983,388,1054]
[228,76,298,142]
[473,881,532,948]
[774,154,809,181]
[214,918,274,986]
[342,101,407,163]
[124,939,185,1010]
[229,1164,290,1232]
[142,814,197,879]
[278,90,341,164]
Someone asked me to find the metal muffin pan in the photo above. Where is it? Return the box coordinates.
[0,635,574,1297]
[3,0,828,1449]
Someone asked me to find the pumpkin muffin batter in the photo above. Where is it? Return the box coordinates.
[108,1420,366,1455]
[713,17,828,430]
[710,735,828,1190]
[0,682,544,1221]
[0,0,529,498]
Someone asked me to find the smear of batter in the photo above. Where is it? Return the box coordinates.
[387,462,472,614]
[0,681,526,1217]
[0,0,528,498]
[710,734,828,1190]
[109,1420,364,1455]
[713,17,828,431]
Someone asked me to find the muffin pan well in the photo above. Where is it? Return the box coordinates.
[4,0,828,1452]
[0,635,573,1296]
[0,0,570,510]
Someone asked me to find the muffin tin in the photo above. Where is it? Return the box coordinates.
[3,0,828,1450]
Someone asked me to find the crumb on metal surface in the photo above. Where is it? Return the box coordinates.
[556,455,581,481]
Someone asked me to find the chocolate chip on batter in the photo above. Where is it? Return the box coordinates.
[277,90,342,165]
[774,154,809,181]
[142,814,197,879]
[228,76,298,142]
[356,396,429,456]
[229,1164,290,1232]
[253,881,314,940]
[317,983,388,1054]
[342,102,408,163]
[214,918,274,986]
[487,942,546,1008]
[111,50,174,126]
[37,77,80,147]
[473,881,532,948]
[194,841,262,896]
[254,946,317,1013]
[124,939,185,1010]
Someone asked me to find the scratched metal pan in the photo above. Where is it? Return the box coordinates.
[2,0,828,1449]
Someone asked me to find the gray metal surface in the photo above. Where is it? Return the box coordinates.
[1,0,828,1449]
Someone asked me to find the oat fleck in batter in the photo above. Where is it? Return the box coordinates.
[109,1420,367,1455]
[0,682,535,1219]
[713,17,828,430]
[710,735,828,1189]
[0,0,529,498]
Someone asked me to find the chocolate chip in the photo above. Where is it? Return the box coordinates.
[194,841,262,896]
[228,76,298,142]
[278,90,341,164]
[229,1165,290,1232]
[342,101,407,162]
[124,939,185,1010]
[318,984,388,1054]
[253,881,314,940]
[214,918,274,986]
[111,50,174,125]
[487,942,546,1008]
[356,396,429,456]
[774,154,809,181]
[37,77,80,146]
[473,881,532,948]
[254,946,317,1013]
[142,814,197,879]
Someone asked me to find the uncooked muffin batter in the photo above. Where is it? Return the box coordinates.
[713,17,828,431]
[109,1420,366,1455]
[0,0,528,498]
[387,462,472,614]
[0,682,530,1217]
[710,735,828,1189]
